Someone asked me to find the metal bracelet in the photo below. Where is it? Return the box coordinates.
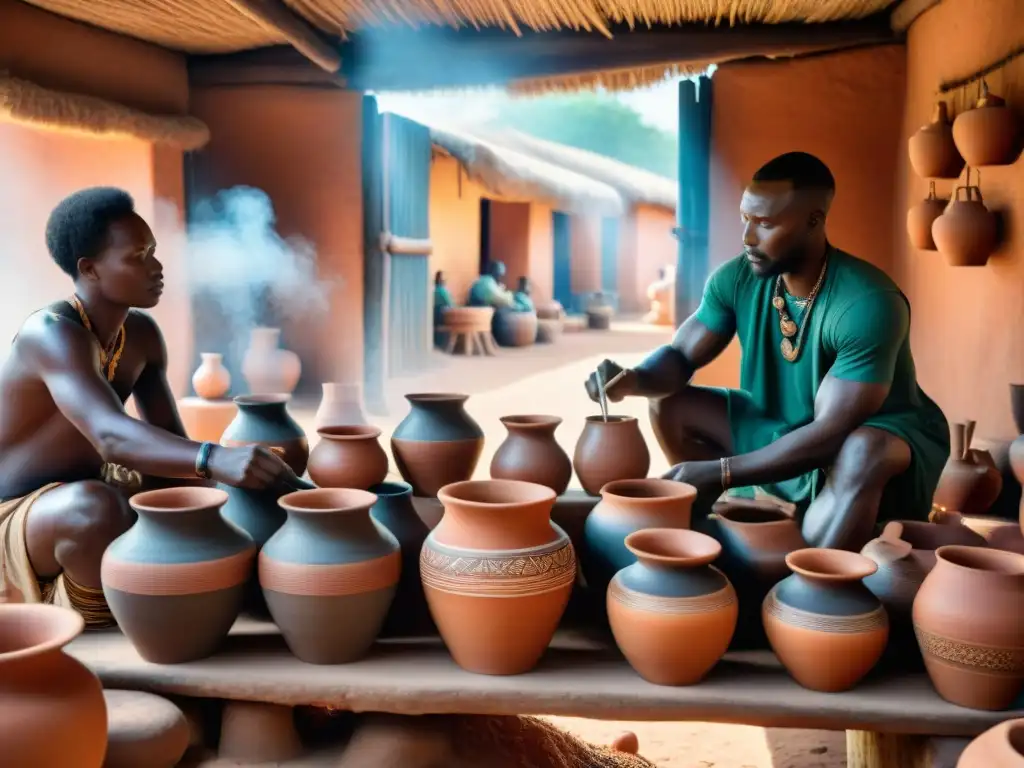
[720,456,732,491]
[195,441,214,479]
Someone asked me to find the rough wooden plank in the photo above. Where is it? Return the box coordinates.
[222,0,341,72]
[846,730,931,768]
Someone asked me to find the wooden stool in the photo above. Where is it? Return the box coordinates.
[439,306,496,356]
[103,690,190,768]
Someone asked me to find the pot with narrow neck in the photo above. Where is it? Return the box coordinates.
[221,394,309,476]
[490,415,572,495]
[192,352,231,400]
[934,421,1002,517]
[241,327,301,395]
[573,415,651,496]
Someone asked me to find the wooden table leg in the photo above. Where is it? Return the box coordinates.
[845,730,931,768]
[444,331,457,354]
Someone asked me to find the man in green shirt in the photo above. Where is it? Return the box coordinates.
[588,152,949,551]
[468,261,516,310]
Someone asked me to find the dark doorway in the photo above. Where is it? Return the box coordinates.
[552,211,572,310]
[479,198,492,274]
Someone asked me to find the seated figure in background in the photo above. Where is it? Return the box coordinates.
[512,276,536,313]
[644,264,676,326]
[433,270,455,348]
[467,261,516,310]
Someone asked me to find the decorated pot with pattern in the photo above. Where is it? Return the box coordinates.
[421,479,575,675]
[391,394,484,497]
[220,394,309,476]
[913,545,1024,710]
[763,548,888,692]
[259,488,400,664]
[608,528,737,686]
[101,487,256,664]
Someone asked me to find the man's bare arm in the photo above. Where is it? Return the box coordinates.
[130,313,188,438]
[626,315,734,398]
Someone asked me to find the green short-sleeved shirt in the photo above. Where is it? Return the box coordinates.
[694,247,949,521]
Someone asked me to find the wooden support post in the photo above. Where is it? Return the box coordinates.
[846,730,932,768]
[675,76,713,325]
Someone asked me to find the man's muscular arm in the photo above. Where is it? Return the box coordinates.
[130,313,188,438]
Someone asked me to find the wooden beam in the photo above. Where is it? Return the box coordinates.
[890,0,943,33]
[188,47,345,88]
[221,0,341,72]
[380,232,433,256]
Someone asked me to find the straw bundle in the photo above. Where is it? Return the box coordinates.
[509,61,715,94]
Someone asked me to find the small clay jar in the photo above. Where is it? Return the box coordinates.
[957,718,1024,767]
[573,415,651,496]
[906,182,947,250]
[192,352,231,400]
[763,548,888,692]
[931,184,998,267]
[914,545,1024,710]
[307,426,389,490]
[490,415,572,495]
[313,382,369,429]
[952,82,1022,167]
[492,309,538,347]
[908,101,965,179]
[934,421,1003,516]
[221,394,310,476]
[608,528,737,686]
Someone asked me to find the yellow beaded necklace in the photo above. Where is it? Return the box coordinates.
[68,295,126,382]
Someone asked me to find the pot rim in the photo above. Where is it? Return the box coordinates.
[368,480,413,497]
[499,414,563,429]
[1004,720,1024,758]
[438,479,556,510]
[785,548,878,582]
[233,394,291,406]
[624,527,721,567]
[199,352,223,361]
[599,478,697,503]
[129,486,229,513]
[278,487,378,513]
[934,544,1024,575]
[405,392,469,404]
[713,503,794,526]
[0,604,84,662]
[584,415,636,425]
[316,425,382,441]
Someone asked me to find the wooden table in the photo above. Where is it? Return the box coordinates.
[438,324,497,356]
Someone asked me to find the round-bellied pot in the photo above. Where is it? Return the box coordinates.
[102,487,256,664]
[221,394,309,476]
[369,481,434,637]
[573,416,651,496]
[259,488,400,664]
[0,604,107,767]
[906,185,947,251]
[934,421,1002,516]
[490,415,572,495]
[932,184,998,268]
[492,309,538,347]
[763,548,888,692]
[582,478,696,599]
[421,479,576,675]
[913,545,1024,710]
[957,718,1024,767]
[241,327,301,395]
[307,426,389,490]
[192,352,231,400]
[908,101,964,179]
[608,529,737,686]
[391,393,484,497]
[952,83,1021,167]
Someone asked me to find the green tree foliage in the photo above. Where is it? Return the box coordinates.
[487,93,678,179]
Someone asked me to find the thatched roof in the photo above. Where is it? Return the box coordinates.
[423,120,625,216]
[484,130,677,210]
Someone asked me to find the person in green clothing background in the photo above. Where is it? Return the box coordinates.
[587,151,949,552]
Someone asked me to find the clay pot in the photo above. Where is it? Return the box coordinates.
[391,393,484,497]
[906,182,947,250]
[914,545,1024,710]
[0,604,107,767]
[957,718,1024,766]
[313,382,369,429]
[492,309,538,347]
[241,327,301,395]
[952,83,1021,167]
[535,300,564,321]
[490,415,572,495]
[932,184,998,267]
[587,293,614,330]
[369,481,434,637]
[259,488,400,664]
[582,478,696,598]
[608,528,737,685]
[573,415,651,496]
[102,487,256,663]
[536,317,562,343]
[764,548,888,692]
[934,421,1003,516]
[192,352,231,400]
[221,394,309,476]
[178,397,237,444]
[421,479,576,674]
[908,101,965,179]
[307,426,389,490]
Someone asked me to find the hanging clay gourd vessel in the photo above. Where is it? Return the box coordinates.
[421,479,576,675]
[313,382,369,429]
[0,604,108,767]
[241,327,301,395]
[608,528,737,685]
[764,548,888,692]
[906,182,947,250]
[307,426,389,490]
[573,415,651,496]
[957,718,1024,767]
[192,353,231,400]
[908,101,965,179]
[490,415,573,495]
[952,81,1022,167]
[934,421,1003,516]
[914,545,1024,710]
[391,393,484,497]
[931,180,998,267]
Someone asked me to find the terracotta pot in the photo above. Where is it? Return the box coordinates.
[178,397,238,444]
[307,426,389,490]
[915,545,1024,709]
[952,83,1022,167]
[535,300,564,321]
[0,604,107,767]
[958,718,1024,767]
[241,327,301,395]
[313,382,369,429]
[908,101,965,179]
[490,415,572,495]
[192,352,231,400]
[102,487,256,663]
[391,393,484,497]
[221,394,309,476]
[906,182,947,250]
[536,317,562,343]
[932,184,998,267]
[369,481,434,637]
[582,478,696,598]
[260,488,400,664]
[608,528,737,685]
[573,415,651,496]
[764,548,888,692]
[421,479,575,674]
[934,421,1003,516]
[492,309,538,347]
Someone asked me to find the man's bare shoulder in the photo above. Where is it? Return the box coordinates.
[16,306,84,348]
[124,310,167,358]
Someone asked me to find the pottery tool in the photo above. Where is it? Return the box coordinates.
[595,368,609,422]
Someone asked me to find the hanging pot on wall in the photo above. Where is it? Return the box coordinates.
[906,182,946,251]
[952,81,1022,167]
[931,180,997,267]
[908,101,964,179]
